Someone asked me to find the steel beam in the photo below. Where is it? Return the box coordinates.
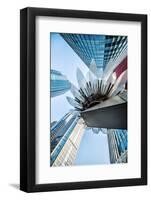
[81,97,127,129]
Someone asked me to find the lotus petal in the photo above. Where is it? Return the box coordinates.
[70,83,84,101]
[107,72,117,85]
[103,47,127,81]
[109,70,127,97]
[86,70,95,83]
[89,59,98,77]
[76,68,87,89]
[66,96,82,109]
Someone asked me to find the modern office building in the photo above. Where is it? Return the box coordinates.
[50,112,85,166]
[51,121,57,127]
[50,112,78,153]
[107,129,127,163]
[60,33,127,71]
[51,69,71,97]
[52,118,85,166]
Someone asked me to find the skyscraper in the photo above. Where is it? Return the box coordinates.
[60,33,127,71]
[50,112,85,166]
[51,69,71,97]
[52,118,85,166]
[51,112,78,153]
[107,129,127,163]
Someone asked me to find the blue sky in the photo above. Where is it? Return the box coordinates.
[51,33,110,165]
[74,129,110,165]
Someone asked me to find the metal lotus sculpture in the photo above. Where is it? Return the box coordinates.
[66,59,127,112]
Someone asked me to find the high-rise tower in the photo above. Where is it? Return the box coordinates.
[50,112,85,166]
[51,69,71,97]
[107,129,127,163]
[60,33,127,71]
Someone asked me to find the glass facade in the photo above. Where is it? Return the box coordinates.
[50,112,79,165]
[107,129,128,163]
[52,118,85,167]
[51,69,71,97]
[60,33,127,70]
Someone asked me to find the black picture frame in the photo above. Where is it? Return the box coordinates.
[20,7,147,192]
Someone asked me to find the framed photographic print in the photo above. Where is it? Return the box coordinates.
[20,7,147,192]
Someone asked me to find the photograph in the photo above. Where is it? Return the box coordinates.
[20,7,147,192]
[50,33,128,167]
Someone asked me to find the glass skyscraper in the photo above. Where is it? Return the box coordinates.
[52,118,85,167]
[51,69,71,97]
[50,112,85,166]
[107,129,127,163]
[60,33,127,71]
[50,112,78,153]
